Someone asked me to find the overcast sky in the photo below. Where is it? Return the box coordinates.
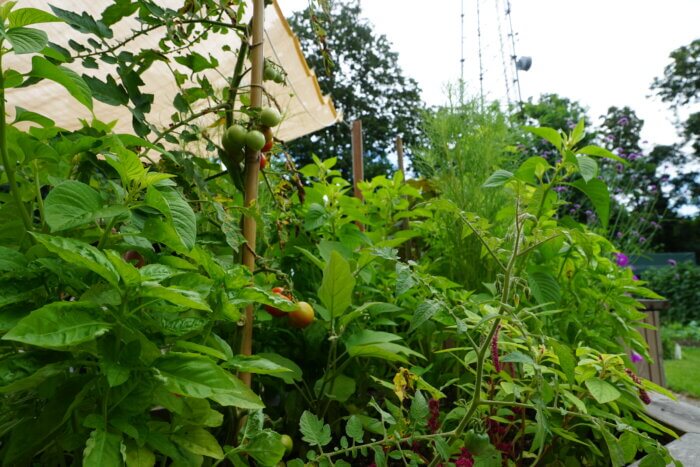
[280,0,700,148]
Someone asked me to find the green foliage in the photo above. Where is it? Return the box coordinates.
[644,262,700,323]
[661,321,700,359]
[287,0,424,179]
[412,99,513,289]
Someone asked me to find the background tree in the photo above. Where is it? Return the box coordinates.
[287,0,423,179]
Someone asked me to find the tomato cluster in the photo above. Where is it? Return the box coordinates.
[220,106,282,170]
[264,287,315,328]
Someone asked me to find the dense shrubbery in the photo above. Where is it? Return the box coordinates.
[0,2,681,466]
[644,262,700,323]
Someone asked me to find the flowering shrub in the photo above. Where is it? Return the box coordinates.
[644,262,700,323]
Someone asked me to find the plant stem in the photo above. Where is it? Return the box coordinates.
[0,51,33,234]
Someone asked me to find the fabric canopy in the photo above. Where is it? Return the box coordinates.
[3,0,339,143]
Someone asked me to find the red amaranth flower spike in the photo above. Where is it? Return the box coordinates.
[491,324,502,373]
[625,368,651,405]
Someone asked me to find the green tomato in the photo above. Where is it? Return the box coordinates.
[226,124,247,147]
[264,65,277,82]
[272,70,285,84]
[464,429,490,455]
[260,107,282,127]
[245,130,267,152]
[280,434,293,455]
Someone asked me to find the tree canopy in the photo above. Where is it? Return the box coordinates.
[286,0,423,179]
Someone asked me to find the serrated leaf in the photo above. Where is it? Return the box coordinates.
[172,427,223,459]
[409,390,429,422]
[345,415,364,443]
[318,251,355,318]
[409,299,441,331]
[44,181,101,231]
[299,411,331,447]
[585,378,621,404]
[3,301,111,348]
[243,431,285,466]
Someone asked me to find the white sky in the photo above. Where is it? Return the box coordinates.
[279,0,700,148]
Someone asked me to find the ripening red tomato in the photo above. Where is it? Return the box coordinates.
[288,301,314,328]
[259,154,268,170]
[264,287,290,317]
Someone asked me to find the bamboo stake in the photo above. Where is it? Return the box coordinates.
[351,120,364,201]
[396,135,405,175]
[238,0,265,388]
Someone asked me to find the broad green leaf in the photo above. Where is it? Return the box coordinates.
[32,233,120,287]
[44,180,101,231]
[577,145,626,163]
[13,106,54,127]
[299,411,331,447]
[409,390,429,422]
[434,437,452,461]
[561,390,587,414]
[315,373,356,402]
[83,429,122,467]
[3,301,111,348]
[154,353,263,409]
[551,340,575,384]
[318,251,354,318]
[141,283,211,311]
[599,423,626,467]
[483,169,514,188]
[103,150,145,187]
[5,27,47,54]
[227,355,293,376]
[515,156,550,184]
[244,431,285,466]
[528,270,561,305]
[570,179,610,228]
[83,74,129,106]
[619,431,639,464]
[8,8,61,27]
[576,155,598,182]
[30,56,92,109]
[585,378,621,404]
[257,352,302,384]
[501,351,535,365]
[524,126,563,150]
[124,442,156,467]
[409,299,441,331]
[105,250,141,288]
[145,187,197,250]
[0,246,27,273]
[172,427,223,460]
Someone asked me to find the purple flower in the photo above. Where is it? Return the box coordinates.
[667,259,677,267]
[615,252,630,267]
[628,152,641,161]
[574,204,581,209]
[605,134,615,142]
[639,236,646,243]
[633,275,639,281]
[616,163,624,173]
[616,231,623,239]
[585,209,593,216]
[661,174,670,182]
[554,185,567,193]
[630,351,643,363]
[617,116,630,126]
[649,184,657,192]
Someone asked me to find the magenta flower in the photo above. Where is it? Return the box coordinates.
[631,351,643,363]
[617,116,630,126]
[615,252,629,267]
[667,259,677,266]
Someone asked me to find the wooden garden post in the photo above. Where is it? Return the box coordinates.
[351,120,364,201]
[239,0,265,388]
[396,135,405,175]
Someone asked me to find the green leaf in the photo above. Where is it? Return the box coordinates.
[599,423,626,467]
[3,301,111,348]
[154,353,264,409]
[482,169,514,188]
[434,437,452,461]
[317,250,354,320]
[577,145,626,163]
[141,283,211,311]
[227,355,293,376]
[524,126,563,150]
[103,150,146,186]
[44,181,101,231]
[172,427,223,460]
[244,431,286,466]
[32,233,120,287]
[14,106,54,127]
[124,442,156,467]
[501,351,535,365]
[8,8,61,27]
[105,250,141,288]
[0,246,27,273]
[551,340,575,384]
[515,156,550,184]
[345,415,364,443]
[257,352,302,384]
[49,6,112,38]
[528,270,561,305]
[409,390,429,422]
[576,155,598,183]
[83,429,122,467]
[409,299,441,331]
[4,27,47,54]
[145,187,197,250]
[585,378,621,404]
[619,431,639,464]
[29,56,92,109]
[83,74,129,106]
[299,411,331,447]
[570,179,610,228]
[315,374,356,402]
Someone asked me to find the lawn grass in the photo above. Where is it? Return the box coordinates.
[665,346,700,398]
